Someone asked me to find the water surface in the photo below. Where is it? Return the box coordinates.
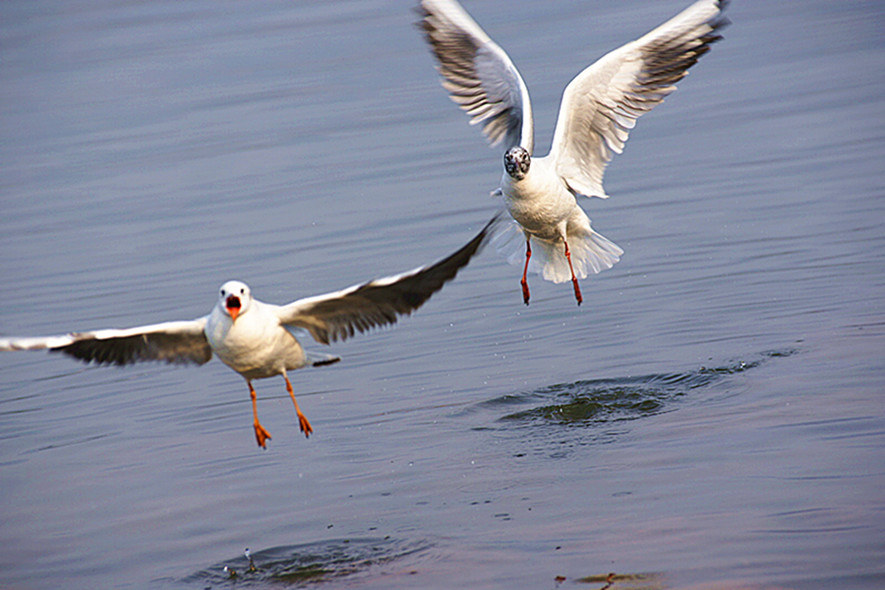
[1,1,883,588]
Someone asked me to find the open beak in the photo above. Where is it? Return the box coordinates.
[226,295,241,322]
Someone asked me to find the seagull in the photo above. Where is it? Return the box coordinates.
[0,215,498,448]
[419,0,728,305]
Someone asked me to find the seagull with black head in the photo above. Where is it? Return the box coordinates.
[419,0,729,305]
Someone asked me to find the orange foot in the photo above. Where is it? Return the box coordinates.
[297,412,314,438]
[521,238,532,306]
[254,422,272,448]
[571,277,583,306]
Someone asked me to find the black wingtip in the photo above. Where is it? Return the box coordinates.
[320,211,503,344]
[712,0,732,33]
[312,356,341,367]
[395,211,501,309]
[435,210,503,272]
[49,332,213,367]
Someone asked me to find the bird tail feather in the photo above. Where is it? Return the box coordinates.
[490,214,622,284]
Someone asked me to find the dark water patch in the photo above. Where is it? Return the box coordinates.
[176,537,430,588]
[486,349,798,429]
[573,571,664,589]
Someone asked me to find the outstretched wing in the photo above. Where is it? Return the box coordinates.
[419,0,534,153]
[0,318,212,366]
[548,0,729,199]
[277,214,500,345]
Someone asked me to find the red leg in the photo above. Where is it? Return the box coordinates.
[284,373,313,438]
[248,381,272,448]
[563,239,583,306]
[520,237,532,305]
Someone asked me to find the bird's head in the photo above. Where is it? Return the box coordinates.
[504,146,531,180]
[218,280,252,323]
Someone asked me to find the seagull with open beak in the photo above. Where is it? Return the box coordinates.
[0,215,500,448]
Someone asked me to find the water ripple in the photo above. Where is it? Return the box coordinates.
[177,537,430,588]
[482,349,798,429]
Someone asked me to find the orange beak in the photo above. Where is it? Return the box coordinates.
[226,295,241,323]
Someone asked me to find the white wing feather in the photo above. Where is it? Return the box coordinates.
[419,0,534,153]
[0,318,211,365]
[548,0,729,198]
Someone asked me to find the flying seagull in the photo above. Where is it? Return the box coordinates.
[0,215,498,448]
[419,0,728,304]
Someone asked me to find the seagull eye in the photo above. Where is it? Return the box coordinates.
[221,289,226,296]
[240,288,245,295]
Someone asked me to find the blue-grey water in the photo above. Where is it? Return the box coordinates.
[1,1,882,588]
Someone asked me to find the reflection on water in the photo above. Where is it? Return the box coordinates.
[177,537,430,588]
[574,571,664,589]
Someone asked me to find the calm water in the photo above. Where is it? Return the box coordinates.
[1,1,883,588]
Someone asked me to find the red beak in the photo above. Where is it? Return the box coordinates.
[226,295,241,322]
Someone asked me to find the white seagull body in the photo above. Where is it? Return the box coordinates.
[419,0,729,304]
[0,216,498,448]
